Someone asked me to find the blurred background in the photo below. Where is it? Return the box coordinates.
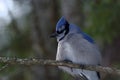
[0,0,120,80]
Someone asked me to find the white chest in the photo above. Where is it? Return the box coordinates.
[64,43,74,54]
[56,42,76,61]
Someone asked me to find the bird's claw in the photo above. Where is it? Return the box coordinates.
[63,59,73,72]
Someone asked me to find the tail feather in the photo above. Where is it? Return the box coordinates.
[74,73,88,80]
[97,72,100,79]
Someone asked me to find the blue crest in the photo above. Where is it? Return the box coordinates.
[56,17,67,31]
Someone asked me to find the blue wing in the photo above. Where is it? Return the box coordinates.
[81,32,94,43]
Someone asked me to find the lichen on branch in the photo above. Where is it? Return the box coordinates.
[0,57,120,76]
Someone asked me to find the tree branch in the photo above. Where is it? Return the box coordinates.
[0,57,120,76]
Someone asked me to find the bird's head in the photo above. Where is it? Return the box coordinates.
[50,17,94,43]
[50,17,69,41]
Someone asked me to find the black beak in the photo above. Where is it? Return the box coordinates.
[50,32,58,38]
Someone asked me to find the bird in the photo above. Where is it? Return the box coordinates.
[50,17,102,80]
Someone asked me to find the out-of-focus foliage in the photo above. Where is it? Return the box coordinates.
[84,0,120,44]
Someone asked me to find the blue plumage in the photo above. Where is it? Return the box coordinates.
[55,16,94,43]
[81,32,94,43]
[51,17,101,80]
[56,17,67,31]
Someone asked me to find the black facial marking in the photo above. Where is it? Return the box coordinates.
[57,29,65,34]
[64,21,69,36]
[58,21,69,41]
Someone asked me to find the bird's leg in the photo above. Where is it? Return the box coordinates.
[79,64,85,72]
[63,59,73,72]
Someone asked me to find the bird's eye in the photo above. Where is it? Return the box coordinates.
[59,26,65,31]
[60,26,65,30]
[57,26,65,34]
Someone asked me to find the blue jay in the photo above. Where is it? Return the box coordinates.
[50,17,102,80]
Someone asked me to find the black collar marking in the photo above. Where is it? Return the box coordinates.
[59,22,69,41]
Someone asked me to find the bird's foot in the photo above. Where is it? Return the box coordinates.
[63,59,73,72]
[79,64,85,72]
[80,64,85,69]
[63,59,72,63]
